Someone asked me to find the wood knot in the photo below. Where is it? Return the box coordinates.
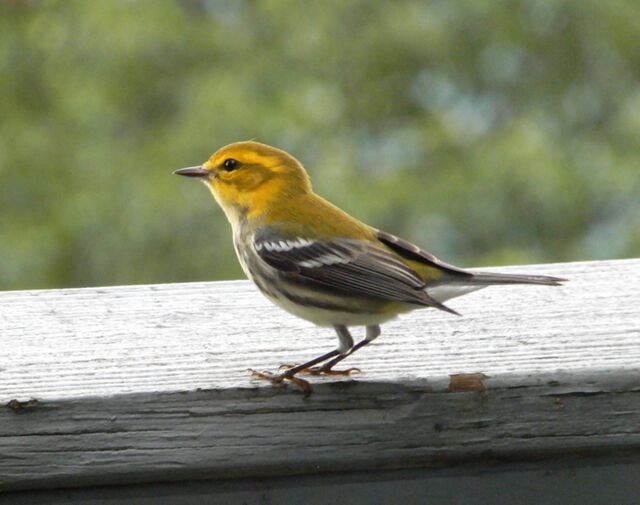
[448,373,488,392]
[6,398,39,411]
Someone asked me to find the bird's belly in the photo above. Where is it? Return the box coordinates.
[263,291,401,327]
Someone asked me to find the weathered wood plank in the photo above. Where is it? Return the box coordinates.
[1,258,639,493]
[5,456,640,505]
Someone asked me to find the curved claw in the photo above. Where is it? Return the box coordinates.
[307,366,361,376]
[247,368,313,397]
[248,368,284,385]
[276,364,362,376]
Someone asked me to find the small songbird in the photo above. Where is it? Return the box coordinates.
[174,141,565,395]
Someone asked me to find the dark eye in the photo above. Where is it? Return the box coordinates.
[223,158,238,171]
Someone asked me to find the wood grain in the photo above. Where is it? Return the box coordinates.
[1,258,639,492]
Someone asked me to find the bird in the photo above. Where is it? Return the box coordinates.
[174,141,566,396]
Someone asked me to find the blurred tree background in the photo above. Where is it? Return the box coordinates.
[1,0,639,290]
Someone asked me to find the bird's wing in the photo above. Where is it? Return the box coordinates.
[375,230,473,279]
[252,228,458,314]
[376,229,565,286]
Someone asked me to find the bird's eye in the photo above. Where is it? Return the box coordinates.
[223,158,238,171]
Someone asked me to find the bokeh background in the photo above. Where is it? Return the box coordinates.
[1,0,639,290]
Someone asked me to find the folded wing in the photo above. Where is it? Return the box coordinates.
[253,228,459,315]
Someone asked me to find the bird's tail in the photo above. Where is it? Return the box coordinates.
[467,271,566,286]
[426,270,565,305]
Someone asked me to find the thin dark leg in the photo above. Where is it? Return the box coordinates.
[249,325,372,396]
[271,325,354,377]
[306,324,381,375]
[249,348,341,397]
[317,338,372,372]
[280,349,341,377]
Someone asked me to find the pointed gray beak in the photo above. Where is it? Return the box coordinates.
[173,166,211,178]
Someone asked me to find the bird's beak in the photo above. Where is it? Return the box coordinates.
[173,166,212,179]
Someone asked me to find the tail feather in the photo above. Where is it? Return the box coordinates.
[467,271,566,286]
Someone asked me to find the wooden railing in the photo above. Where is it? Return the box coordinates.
[2,259,640,503]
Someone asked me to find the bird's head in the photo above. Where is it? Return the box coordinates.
[174,141,311,224]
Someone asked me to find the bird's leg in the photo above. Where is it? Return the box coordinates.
[254,325,376,394]
[311,340,369,375]
[249,347,341,397]
[300,325,380,376]
[315,325,380,375]
[276,325,355,378]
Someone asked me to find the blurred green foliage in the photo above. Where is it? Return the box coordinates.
[1,0,639,290]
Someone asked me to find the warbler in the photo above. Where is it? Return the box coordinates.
[175,141,565,395]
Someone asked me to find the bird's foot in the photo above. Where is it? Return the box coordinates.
[278,364,361,376]
[248,368,313,397]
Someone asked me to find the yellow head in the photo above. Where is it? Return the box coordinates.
[175,141,312,224]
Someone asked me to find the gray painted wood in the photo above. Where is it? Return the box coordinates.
[4,456,640,505]
[1,258,639,495]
